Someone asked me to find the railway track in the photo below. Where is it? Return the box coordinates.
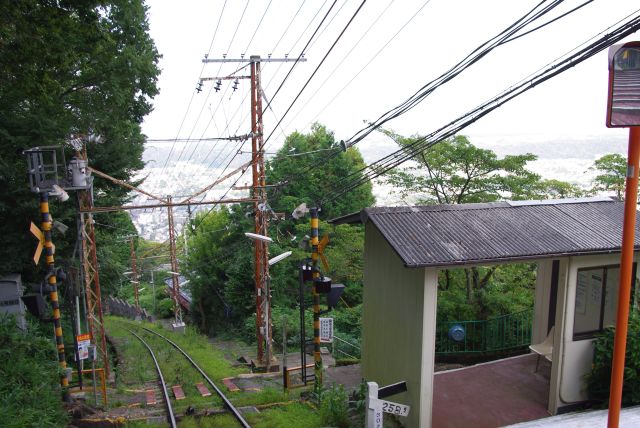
[127,325,251,428]
[126,329,177,428]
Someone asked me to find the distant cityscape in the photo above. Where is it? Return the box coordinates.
[129,133,628,241]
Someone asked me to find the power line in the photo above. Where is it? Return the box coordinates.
[321,10,640,204]
[284,0,405,132]
[167,0,251,173]
[273,0,591,189]
[261,0,339,118]
[262,0,369,149]
[158,0,230,177]
[342,0,570,147]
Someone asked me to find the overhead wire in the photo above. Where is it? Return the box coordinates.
[185,0,345,221]
[157,0,229,177]
[343,0,568,147]
[321,9,640,204]
[283,0,404,133]
[261,0,369,149]
[271,0,593,190]
[261,0,339,117]
[167,0,251,178]
[229,0,338,154]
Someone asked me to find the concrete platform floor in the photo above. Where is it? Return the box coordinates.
[432,353,551,428]
[505,404,640,427]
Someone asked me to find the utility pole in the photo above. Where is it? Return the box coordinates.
[40,192,71,401]
[129,237,140,315]
[310,207,322,394]
[167,195,184,330]
[77,147,110,378]
[202,54,306,370]
[250,56,271,370]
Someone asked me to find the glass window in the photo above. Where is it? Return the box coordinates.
[573,264,635,340]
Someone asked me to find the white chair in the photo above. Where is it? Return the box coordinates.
[529,326,554,372]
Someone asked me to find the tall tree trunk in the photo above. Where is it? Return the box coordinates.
[465,268,473,303]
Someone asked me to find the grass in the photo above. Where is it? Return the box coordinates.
[106,316,324,426]
[178,402,322,428]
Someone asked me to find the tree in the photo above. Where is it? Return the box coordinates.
[382,131,576,319]
[184,123,375,336]
[590,153,626,199]
[266,123,375,220]
[0,1,160,280]
[382,132,543,204]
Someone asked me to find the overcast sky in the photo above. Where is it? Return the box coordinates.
[141,0,639,165]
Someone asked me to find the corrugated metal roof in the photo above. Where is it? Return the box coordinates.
[363,197,640,268]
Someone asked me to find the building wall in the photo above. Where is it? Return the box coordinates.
[363,224,438,427]
[533,259,554,344]
[549,253,639,413]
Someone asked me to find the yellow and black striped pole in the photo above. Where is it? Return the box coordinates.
[40,191,70,401]
[310,207,322,395]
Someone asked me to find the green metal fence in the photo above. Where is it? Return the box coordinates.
[435,309,533,355]
[331,334,361,360]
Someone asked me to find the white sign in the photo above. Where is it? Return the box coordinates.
[380,399,410,417]
[76,333,91,360]
[371,399,383,428]
[366,385,383,428]
[319,317,333,343]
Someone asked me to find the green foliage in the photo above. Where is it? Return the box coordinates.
[0,0,159,281]
[382,132,543,204]
[588,311,640,406]
[156,298,175,318]
[590,153,626,199]
[0,316,69,427]
[266,123,375,220]
[437,264,536,322]
[319,384,350,428]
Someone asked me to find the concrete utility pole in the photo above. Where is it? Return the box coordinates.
[167,195,184,329]
[129,237,140,314]
[202,54,306,370]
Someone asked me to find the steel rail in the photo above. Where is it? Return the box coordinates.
[141,327,251,428]
[126,329,177,428]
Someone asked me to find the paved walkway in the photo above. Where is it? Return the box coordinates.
[432,354,551,428]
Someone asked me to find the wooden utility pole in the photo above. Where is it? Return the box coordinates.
[202,54,305,369]
[250,56,271,368]
[195,60,270,356]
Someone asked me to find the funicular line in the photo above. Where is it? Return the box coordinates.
[136,326,251,428]
[126,329,177,428]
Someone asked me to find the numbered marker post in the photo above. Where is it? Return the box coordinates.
[365,380,411,427]
[365,382,383,428]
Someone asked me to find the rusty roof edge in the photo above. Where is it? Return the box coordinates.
[402,247,639,269]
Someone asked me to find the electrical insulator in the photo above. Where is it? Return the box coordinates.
[232,78,239,91]
[215,79,221,92]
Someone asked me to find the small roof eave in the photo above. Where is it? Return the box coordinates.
[401,248,635,269]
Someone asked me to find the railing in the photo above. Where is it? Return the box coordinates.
[332,334,361,360]
[435,309,533,355]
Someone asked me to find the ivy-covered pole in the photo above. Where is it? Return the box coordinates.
[310,207,322,395]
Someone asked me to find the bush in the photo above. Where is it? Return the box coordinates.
[587,311,640,406]
[320,384,350,428]
[0,315,69,427]
[156,297,175,318]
